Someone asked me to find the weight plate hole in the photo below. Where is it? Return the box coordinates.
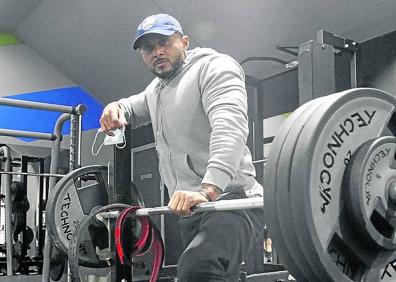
[370,209,394,238]
[327,233,364,280]
[385,111,396,136]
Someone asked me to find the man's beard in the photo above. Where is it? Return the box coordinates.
[150,53,184,79]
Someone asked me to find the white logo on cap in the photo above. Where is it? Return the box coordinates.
[141,16,156,30]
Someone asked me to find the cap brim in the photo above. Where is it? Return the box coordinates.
[132,29,176,50]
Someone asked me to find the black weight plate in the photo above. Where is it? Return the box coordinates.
[46,165,110,268]
[23,226,34,246]
[290,88,396,281]
[345,136,396,250]
[276,96,333,281]
[264,97,325,281]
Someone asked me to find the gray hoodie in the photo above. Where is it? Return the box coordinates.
[119,47,259,197]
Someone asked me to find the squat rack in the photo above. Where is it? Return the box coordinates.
[0,97,85,277]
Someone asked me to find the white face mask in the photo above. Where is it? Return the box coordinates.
[91,127,126,156]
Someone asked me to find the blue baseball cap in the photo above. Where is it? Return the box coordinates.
[133,14,183,50]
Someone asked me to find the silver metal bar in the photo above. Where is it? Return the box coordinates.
[350,51,357,88]
[252,159,267,164]
[77,114,82,167]
[0,129,56,141]
[101,197,264,219]
[0,146,13,275]
[69,115,77,171]
[42,113,72,282]
[0,171,65,178]
[252,121,256,157]
[0,97,77,114]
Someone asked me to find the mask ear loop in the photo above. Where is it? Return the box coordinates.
[116,126,127,149]
[91,129,105,156]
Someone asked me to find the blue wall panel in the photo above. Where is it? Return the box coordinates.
[0,87,103,141]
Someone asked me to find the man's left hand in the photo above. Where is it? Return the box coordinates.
[168,191,208,217]
[168,183,221,217]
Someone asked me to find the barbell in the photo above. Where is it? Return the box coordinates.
[44,88,396,281]
[45,164,264,269]
[100,197,263,218]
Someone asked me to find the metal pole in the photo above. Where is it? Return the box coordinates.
[0,146,13,275]
[37,159,45,258]
[101,197,264,219]
[350,51,358,88]
[0,97,80,114]
[137,197,264,216]
[0,171,65,178]
[67,113,82,282]
[111,126,133,282]
[77,114,82,167]
[252,159,267,164]
[298,40,336,105]
[42,113,72,282]
[0,129,56,141]
[69,115,78,171]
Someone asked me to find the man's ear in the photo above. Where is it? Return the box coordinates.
[182,35,189,50]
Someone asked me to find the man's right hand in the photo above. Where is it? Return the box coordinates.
[99,102,128,135]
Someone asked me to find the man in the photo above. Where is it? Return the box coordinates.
[100,13,264,282]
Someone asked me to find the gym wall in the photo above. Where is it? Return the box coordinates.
[0,32,112,166]
[0,34,74,97]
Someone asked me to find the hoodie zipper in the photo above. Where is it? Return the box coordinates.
[154,55,193,192]
[156,82,178,191]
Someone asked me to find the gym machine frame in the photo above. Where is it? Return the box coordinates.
[243,29,361,276]
[298,30,359,105]
[247,29,360,183]
[0,97,85,277]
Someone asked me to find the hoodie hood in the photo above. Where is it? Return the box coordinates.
[184,47,218,66]
[158,47,218,84]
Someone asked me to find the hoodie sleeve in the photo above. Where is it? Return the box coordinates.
[199,54,249,191]
[118,91,151,129]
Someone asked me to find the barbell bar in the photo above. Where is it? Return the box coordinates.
[100,197,264,218]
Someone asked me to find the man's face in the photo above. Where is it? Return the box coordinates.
[139,33,189,79]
